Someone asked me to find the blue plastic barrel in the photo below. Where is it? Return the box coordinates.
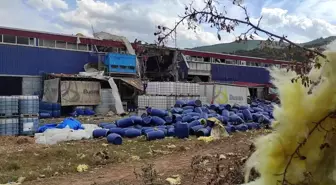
[192,116,200,120]
[108,128,126,136]
[143,128,155,135]
[246,122,261,130]
[252,113,262,122]
[201,112,208,119]
[258,115,271,125]
[221,104,232,110]
[142,116,152,126]
[171,108,183,114]
[190,125,204,135]
[157,128,167,135]
[235,124,248,132]
[187,99,202,107]
[131,116,143,125]
[229,114,245,124]
[167,128,175,137]
[146,130,165,141]
[103,124,117,129]
[182,115,193,123]
[225,125,236,133]
[231,108,239,114]
[201,107,209,114]
[98,122,110,128]
[196,127,211,137]
[134,125,143,129]
[251,102,258,107]
[182,106,194,110]
[175,122,189,139]
[215,116,227,124]
[248,108,255,113]
[252,107,263,112]
[194,107,203,114]
[188,120,201,128]
[209,104,219,110]
[93,129,109,138]
[242,109,253,121]
[147,108,167,117]
[221,110,230,117]
[116,117,134,128]
[175,99,186,107]
[182,109,194,114]
[165,116,173,124]
[151,116,166,126]
[75,108,85,115]
[208,113,218,118]
[237,113,245,120]
[140,113,147,118]
[40,112,51,118]
[84,108,95,115]
[107,133,123,145]
[173,114,182,122]
[261,112,270,116]
[124,128,142,138]
[239,105,249,110]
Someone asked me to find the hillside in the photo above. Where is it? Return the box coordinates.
[191,40,262,53]
[191,36,336,61]
[192,36,336,53]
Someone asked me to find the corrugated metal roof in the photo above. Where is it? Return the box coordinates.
[115,77,143,91]
[0,26,125,47]
[47,73,143,91]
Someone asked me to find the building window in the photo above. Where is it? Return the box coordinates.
[78,44,88,51]
[3,34,16,44]
[38,39,43,46]
[42,40,56,48]
[29,38,35,46]
[0,35,2,42]
[56,41,66,49]
[67,42,77,50]
[17,36,29,45]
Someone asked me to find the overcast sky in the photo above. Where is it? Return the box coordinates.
[1,0,336,48]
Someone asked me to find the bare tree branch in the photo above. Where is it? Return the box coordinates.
[155,0,325,59]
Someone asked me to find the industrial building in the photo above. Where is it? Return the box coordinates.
[0,26,290,102]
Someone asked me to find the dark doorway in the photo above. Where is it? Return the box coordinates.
[0,76,22,95]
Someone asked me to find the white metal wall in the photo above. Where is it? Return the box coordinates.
[198,83,249,105]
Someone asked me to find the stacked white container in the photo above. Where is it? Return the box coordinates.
[95,89,116,115]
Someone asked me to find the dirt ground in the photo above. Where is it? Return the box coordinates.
[0,126,269,185]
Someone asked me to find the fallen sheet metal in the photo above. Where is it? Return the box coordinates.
[115,77,143,91]
[79,71,125,115]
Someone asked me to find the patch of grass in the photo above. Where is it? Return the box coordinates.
[0,136,196,183]
[0,130,265,183]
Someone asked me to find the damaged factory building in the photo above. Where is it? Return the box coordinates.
[0,26,283,120]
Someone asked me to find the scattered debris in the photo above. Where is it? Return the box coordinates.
[16,137,33,145]
[131,155,140,161]
[77,164,89,172]
[166,144,177,149]
[166,175,181,185]
[197,136,214,143]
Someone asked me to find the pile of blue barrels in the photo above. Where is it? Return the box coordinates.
[93,99,275,145]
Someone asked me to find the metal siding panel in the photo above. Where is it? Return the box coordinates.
[0,44,98,75]
[211,64,270,84]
